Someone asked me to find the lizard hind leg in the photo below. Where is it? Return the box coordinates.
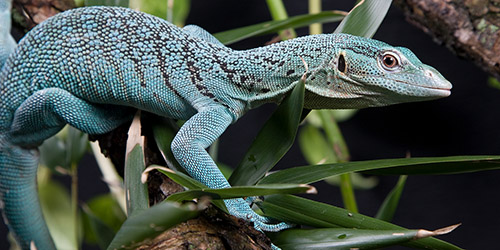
[0,88,134,249]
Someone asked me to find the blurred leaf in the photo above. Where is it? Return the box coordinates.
[106,202,200,250]
[82,205,116,249]
[376,175,407,222]
[260,195,462,250]
[87,194,127,232]
[38,175,79,250]
[166,184,315,202]
[229,78,305,186]
[39,126,88,172]
[85,0,128,7]
[259,155,500,184]
[169,0,191,26]
[334,0,392,37]
[270,226,459,250]
[316,110,349,162]
[90,142,126,213]
[39,132,67,170]
[215,11,345,45]
[299,124,338,164]
[488,76,500,90]
[67,126,89,167]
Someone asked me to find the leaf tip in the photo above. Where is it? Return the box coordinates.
[415,223,461,239]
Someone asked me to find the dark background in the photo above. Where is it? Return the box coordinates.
[2,1,500,249]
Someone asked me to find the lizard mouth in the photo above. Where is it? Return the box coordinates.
[394,78,452,97]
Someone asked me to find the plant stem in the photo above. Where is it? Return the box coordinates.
[317,110,358,213]
[308,0,322,34]
[70,162,79,249]
[128,0,141,10]
[265,0,297,39]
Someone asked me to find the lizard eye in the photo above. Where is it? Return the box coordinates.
[380,52,400,71]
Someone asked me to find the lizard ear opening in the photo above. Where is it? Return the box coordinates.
[337,54,346,73]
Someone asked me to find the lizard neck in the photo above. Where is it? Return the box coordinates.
[225,34,339,109]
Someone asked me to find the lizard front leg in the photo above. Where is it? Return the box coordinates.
[171,107,293,232]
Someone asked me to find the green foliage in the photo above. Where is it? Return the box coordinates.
[260,195,461,250]
[38,169,80,250]
[376,175,407,222]
[270,227,453,250]
[214,11,344,45]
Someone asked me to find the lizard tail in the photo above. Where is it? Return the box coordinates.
[0,136,56,250]
[0,0,16,68]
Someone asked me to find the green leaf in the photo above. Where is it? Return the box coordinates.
[87,194,127,232]
[151,118,186,173]
[124,113,148,216]
[166,184,315,202]
[376,175,407,222]
[488,76,500,90]
[106,202,200,250]
[270,226,458,250]
[39,126,88,172]
[125,144,149,216]
[145,165,228,213]
[82,205,117,249]
[260,195,462,250]
[266,0,297,39]
[259,155,500,184]
[39,133,67,170]
[334,0,392,37]
[38,175,79,250]
[229,78,305,186]
[298,124,338,164]
[145,165,206,190]
[82,195,126,248]
[214,11,345,45]
[66,126,89,167]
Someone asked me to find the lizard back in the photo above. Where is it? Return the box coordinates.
[0,6,234,130]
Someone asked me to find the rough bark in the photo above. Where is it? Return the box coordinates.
[13,0,75,29]
[394,0,500,79]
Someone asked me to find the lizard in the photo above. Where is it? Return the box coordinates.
[0,5,452,250]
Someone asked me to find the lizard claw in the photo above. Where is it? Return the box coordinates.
[225,198,295,231]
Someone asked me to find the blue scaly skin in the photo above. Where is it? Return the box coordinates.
[0,6,452,249]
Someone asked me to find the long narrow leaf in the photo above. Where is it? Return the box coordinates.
[260,195,462,250]
[214,11,345,45]
[270,226,458,250]
[334,0,392,37]
[376,175,407,222]
[106,202,200,250]
[151,118,186,173]
[124,113,148,216]
[144,165,228,212]
[166,184,315,202]
[229,79,305,186]
[259,155,500,184]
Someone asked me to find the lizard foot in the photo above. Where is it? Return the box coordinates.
[225,198,294,232]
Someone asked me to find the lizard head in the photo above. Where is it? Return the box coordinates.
[303,35,452,109]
